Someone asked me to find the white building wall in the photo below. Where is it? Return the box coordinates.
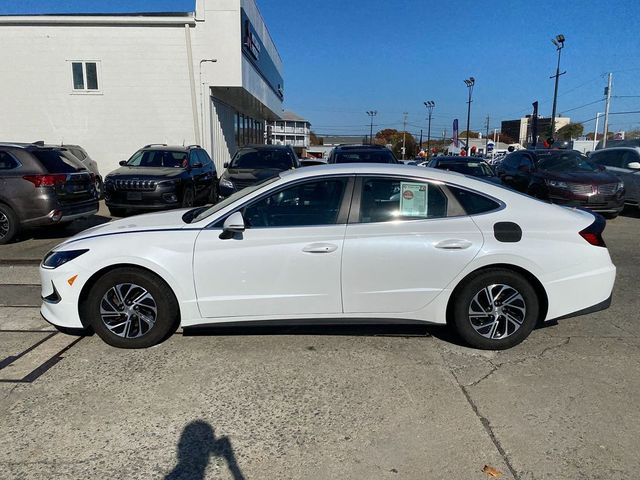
[0,23,195,174]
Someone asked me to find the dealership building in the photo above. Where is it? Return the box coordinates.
[0,0,284,174]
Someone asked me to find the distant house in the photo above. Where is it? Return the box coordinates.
[269,110,311,156]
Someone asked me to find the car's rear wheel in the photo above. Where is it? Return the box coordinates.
[85,267,179,348]
[0,203,19,245]
[208,182,219,205]
[451,269,539,350]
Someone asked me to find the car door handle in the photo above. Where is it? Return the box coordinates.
[435,239,473,250]
[303,243,338,253]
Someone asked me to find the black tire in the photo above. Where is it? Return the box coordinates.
[0,203,19,245]
[108,207,126,217]
[84,267,179,348]
[182,186,195,208]
[208,182,219,205]
[450,268,539,350]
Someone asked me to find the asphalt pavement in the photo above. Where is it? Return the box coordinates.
[0,208,639,479]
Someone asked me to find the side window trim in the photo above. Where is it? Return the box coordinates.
[0,151,22,170]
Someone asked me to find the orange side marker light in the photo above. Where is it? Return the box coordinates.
[67,275,78,286]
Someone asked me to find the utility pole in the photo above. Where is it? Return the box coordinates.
[366,111,377,145]
[419,129,423,151]
[484,116,490,155]
[493,128,498,160]
[550,34,566,137]
[602,73,613,148]
[402,112,408,159]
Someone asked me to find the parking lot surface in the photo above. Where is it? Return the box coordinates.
[0,210,639,479]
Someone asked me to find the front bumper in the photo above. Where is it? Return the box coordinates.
[40,263,90,329]
[104,184,180,210]
[547,194,624,214]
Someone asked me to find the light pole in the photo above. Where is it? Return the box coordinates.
[199,58,217,148]
[366,110,377,144]
[550,34,566,138]
[593,112,604,150]
[463,77,475,154]
[424,101,435,159]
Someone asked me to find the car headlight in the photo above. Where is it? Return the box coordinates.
[545,179,568,189]
[42,249,89,269]
[617,181,624,191]
[220,178,234,189]
[158,179,179,187]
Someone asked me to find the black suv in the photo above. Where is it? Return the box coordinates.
[104,144,217,216]
[0,143,98,244]
[218,145,300,198]
[495,149,625,217]
[327,144,399,164]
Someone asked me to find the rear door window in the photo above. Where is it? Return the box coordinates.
[591,150,624,168]
[31,149,82,173]
[356,177,448,223]
[501,153,520,170]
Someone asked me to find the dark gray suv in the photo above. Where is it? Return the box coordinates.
[0,143,99,244]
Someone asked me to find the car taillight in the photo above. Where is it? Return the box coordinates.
[23,174,67,187]
[579,215,606,247]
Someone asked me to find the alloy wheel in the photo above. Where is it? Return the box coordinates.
[0,211,9,239]
[468,283,526,340]
[99,283,158,338]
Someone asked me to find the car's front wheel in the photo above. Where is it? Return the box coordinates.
[84,267,179,348]
[450,268,539,350]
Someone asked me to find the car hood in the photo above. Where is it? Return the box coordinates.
[106,166,185,179]
[58,209,193,247]
[539,170,618,184]
[223,168,285,181]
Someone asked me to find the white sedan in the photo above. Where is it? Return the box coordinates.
[40,164,616,350]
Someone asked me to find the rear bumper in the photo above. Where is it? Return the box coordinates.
[22,200,99,227]
[551,294,612,321]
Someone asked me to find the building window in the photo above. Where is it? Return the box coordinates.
[70,61,100,92]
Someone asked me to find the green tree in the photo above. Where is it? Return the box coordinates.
[310,131,322,145]
[556,123,584,140]
[375,129,417,158]
[458,130,480,139]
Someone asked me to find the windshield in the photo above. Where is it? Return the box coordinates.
[229,148,294,170]
[188,176,280,223]
[437,161,493,176]
[537,152,598,172]
[126,150,188,168]
[334,150,396,164]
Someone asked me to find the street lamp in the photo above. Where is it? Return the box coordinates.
[424,101,435,159]
[550,34,566,138]
[366,110,377,145]
[199,58,217,147]
[463,77,475,154]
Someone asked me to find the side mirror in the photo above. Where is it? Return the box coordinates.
[119,160,128,166]
[223,162,230,168]
[627,162,640,170]
[222,211,245,233]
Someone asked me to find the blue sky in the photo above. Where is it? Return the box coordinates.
[2,0,640,137]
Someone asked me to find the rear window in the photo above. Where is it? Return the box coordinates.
[335,150,396,164]
[68,148,86,161]
[31,149,84,173]
[229,148,294,170]
[448,186,501,215]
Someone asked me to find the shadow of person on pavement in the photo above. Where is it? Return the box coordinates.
[165,420,245,480]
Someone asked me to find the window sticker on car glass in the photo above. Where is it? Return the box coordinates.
[400,182,428,217]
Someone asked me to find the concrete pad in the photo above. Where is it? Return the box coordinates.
[0,285,41,307]
[0,265,40,285]
[0,331,53,366]
[0,334,514,479]
[457,336,640,479]
[0,307,54,331]
[0,332,77,381]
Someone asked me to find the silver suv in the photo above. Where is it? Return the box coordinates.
[589,147,640,208]
[0,143,99,244]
